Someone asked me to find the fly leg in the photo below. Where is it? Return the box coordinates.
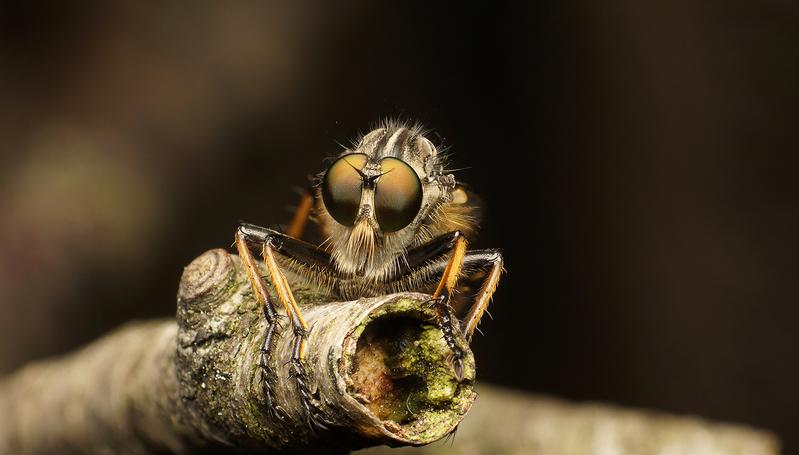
[261,239,323,430]
[384,232,504,381]
[234,230,286,420]
[286,184,315,239]
[430,232,470,380]
[238,223,335,430]
[458,250,504,341]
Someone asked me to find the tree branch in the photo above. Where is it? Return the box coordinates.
[360,386,780,455]
[0,249,476,454]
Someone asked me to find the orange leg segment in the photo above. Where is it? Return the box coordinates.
[234,230,285,419]
[286,191,314,239]
[460,252,503,341]
[236,223,327,429]
[431,232,469,380]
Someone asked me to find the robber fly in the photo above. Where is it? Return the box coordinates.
[234,120,504,427]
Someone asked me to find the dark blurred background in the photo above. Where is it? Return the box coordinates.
[0,0,797,450]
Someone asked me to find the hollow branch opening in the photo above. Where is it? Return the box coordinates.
[344,303,475,444]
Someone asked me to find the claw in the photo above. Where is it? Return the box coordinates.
[260,365,288,421]
[443,424,460,446]
[453,358,465,381]
[303,401,330,433]
[267,402,289,421]
[451,351,465,382]
[291,359,331,432]
[423,296,443,309]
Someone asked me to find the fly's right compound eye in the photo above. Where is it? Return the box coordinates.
[322,153,367,226]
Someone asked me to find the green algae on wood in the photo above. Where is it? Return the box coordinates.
[345,297,476,445]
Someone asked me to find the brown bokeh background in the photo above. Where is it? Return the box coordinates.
[1,1,797,450]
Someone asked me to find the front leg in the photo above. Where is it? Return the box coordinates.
[234,230,285,420]
[386,232,504,380]
[430,232,470,380]
[238,223,332,430]
[286,183,315,239]
[459,249,504,341]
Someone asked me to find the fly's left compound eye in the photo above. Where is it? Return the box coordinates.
[322,153,368,226]
[375,157,423,232]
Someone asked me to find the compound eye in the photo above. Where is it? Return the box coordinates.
[375,157,423,232]
[322,153,367,226]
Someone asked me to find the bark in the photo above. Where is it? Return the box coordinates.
[0,249,476,454]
